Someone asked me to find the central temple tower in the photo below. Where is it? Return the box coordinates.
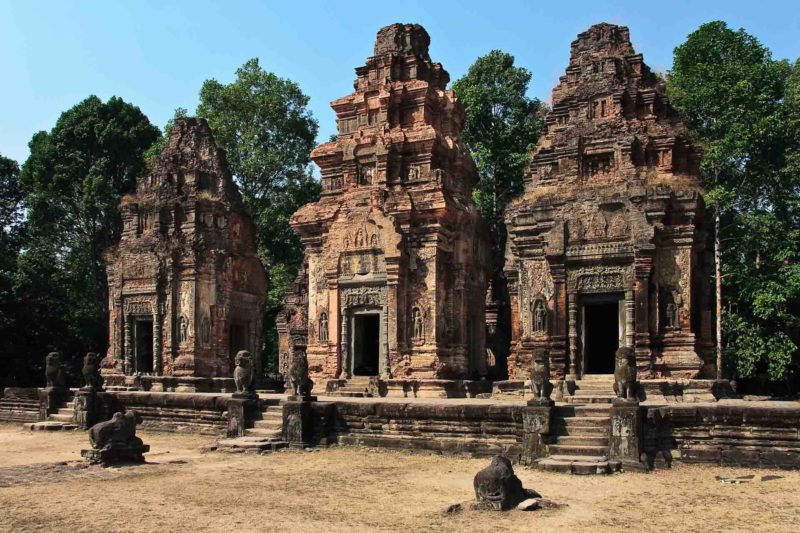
[504,24,713,381]
[286,23,489,390]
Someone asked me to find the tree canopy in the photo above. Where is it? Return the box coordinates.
[1,96,159,386]
[196,58,320,373]
[668,21,799,381]
[452,50,544,250]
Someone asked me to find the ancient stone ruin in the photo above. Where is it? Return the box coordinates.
[504,23,712,382]
[102,118,267,390]
[284,23,490,392]
[82,410,149,465]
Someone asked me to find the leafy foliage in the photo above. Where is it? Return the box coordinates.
[196,58,319,373]
[3,96,160,385]
[452,50,544,255]
[668,22,799,380]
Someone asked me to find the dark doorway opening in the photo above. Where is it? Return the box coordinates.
[229,323,248,373]
[134,319,154,373]
[584,302,618,374]
[353,314,380,376]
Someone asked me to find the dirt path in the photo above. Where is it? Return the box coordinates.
[0,423,797,532]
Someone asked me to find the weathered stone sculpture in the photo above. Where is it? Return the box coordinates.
[233,350,254,396]
[529,348,552,404]
[473,456,532,511]
[613,346,637,402]
[82,411,149,464]
[504,23,712,382]
[45,352,65,390]
[285,23,489,389]
[81,352,103,391]
[288,349,313,399]
[102,118,267,390]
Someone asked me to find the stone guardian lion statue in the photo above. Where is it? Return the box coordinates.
[613,346,638,401]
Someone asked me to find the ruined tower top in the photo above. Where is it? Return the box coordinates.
[520,22,700,193]
[142,117,242,210]
[373,23,431,61]
[569,23,635,61]
[300,22,473,207]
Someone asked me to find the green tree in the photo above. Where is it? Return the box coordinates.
[0,154,24,386]
[668,21,798,381]
[196,58,319,373]
[453,50,544,250]
[14,96,159,382]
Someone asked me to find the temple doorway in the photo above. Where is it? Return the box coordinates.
[134,318,153,373]
[352,313,380,376]
[582,296,623,375]
[229,323,248,372]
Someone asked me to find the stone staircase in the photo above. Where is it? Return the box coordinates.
[535,404,620,474]
[0,389,40,423]
[215,401,288,453]
[564,374,616,404]
[26,393,77,431]
[327,376,376,397]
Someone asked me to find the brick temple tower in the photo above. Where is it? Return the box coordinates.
[285,23,489,391]
[504,24,713,381]
[103,118,267,389]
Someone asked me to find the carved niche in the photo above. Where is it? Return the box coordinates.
[520,260,554,337]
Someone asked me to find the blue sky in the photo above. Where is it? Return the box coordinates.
[1,0,798,165]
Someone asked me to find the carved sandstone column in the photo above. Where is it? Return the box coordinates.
[123,315,133,375]
[153,309,163,375]
[567,297,578,379]
[625,289,635,349]
[550,263,567,379]
[634,258,653,372]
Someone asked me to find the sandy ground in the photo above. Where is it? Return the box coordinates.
[0,423,798,532]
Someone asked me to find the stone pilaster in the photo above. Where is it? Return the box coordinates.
[520,402,554,465]
[609,401,646,471]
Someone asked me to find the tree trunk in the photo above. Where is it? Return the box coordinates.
[714,198,723,380]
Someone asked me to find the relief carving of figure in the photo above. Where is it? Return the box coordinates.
[411,307,424,340]
[532,299,547,335]
[318,312,329,342]
[178,315,188,344]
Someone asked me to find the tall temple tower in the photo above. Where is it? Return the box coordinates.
[103,118,267,389]
[285,23,489,389]
[504,24,713,380]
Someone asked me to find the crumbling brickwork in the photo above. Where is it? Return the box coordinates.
[285,23,489,382]
[504,24,713,380]
[103,118,267,383]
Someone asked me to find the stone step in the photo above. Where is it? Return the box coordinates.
[25,421,78,431]
[548,444,608,457]
[260,411,283,421]
[328,391,366,398]
[245,428,283,439]
[252,420,282,430]
[553,435,609,447]
[564,396,614,404]
[555,405,611,417]
[536,456,620,475]
[559,416,610,427]
[48,412,74,422]
[215,437,288,453]
[578,374,614,381]
[553,424,609,436]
